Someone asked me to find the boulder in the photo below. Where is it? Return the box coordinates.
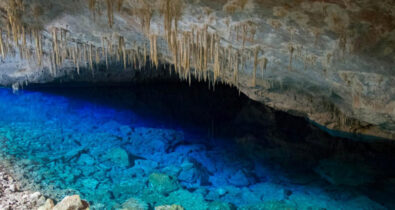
[228,170,251,187]
[104,147,133,167]
[166,189,209,210]
[112,179,147,200]
[178,159,210,187]
[314,158,374,186]
[239,200,296,210]
[77,154,95,165]
[79,178,99,190]
[134,159,159,175]
[37,199,55,210]
[149,173,179,195]
[155,204,185,210]
[53,195,89,210]
[121,197,149,210]
[119,125,133,136]
[208,201,236,210]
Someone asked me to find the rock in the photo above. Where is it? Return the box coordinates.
[228,170,251,187]
[120,125,133,136]
[53,195,89,210]
[178,159,210,187]
[134,159,159,175]
[37,199,55,210]
[314,158,374,186]
[249,182,288,201]
[104,147,133,167]
[127,128,184,157]
[217,188,227,196]
[166,189,209,210]
[112,179,147,200]
[345,196,386,210]
[79,178,99,190]
[149,173,179,195]
[121,197,149,210]
[239,200,297,210]
[208,201,236,210]
[62,147,87,162]
[155,204,185,210]
[30,191,42,200]
[9,183,18,192]
[77,154,95,165]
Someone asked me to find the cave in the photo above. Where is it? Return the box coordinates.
[0,0,394,209]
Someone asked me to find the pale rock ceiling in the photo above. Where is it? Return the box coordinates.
[0,0,394,139]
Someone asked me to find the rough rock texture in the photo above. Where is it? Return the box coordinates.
[0,0,393,139]
[0,165,89,210]
[0,166,46,209]
[51,195,89,210]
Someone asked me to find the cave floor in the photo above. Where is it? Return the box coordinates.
[0,82,394,210]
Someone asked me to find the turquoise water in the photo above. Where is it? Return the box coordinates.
[0,83,394,209]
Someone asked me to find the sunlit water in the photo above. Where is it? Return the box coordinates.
[0,82,394,210]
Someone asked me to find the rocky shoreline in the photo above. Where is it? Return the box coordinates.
[0,165,89,210]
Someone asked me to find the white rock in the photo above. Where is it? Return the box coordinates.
[30,192,42,200]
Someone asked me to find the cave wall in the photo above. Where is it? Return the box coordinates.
[0,0,394,139]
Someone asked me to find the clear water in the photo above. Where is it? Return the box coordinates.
[0,82,394,210]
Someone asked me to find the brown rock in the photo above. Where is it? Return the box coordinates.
[53,195,89,210]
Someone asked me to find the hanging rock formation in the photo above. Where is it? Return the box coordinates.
[0,0,393,139]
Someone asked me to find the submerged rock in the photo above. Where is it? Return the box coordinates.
[228,170,252,187]
[314,158,375,186]
[208,201,236,210]
[178,159,210,188]
[166,189,209,210]
[53,195,89,210]
[120,197,149,210]
[77,154,95,165]
[104,147,134,167]
[149,173,179,195]
[155,204,185,210]
[239,200,296,210]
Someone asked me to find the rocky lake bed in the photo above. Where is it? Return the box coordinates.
[0,85,394,210]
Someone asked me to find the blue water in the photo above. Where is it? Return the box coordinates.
[0,83,394,210]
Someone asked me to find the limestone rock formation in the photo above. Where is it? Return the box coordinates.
[0,0,393,139]
[52,195,89,210]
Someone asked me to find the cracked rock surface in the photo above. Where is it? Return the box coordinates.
[0,0,393,139]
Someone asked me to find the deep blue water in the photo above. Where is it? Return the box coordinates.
[0,82,394,210]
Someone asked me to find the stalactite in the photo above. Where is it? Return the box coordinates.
[135,0,152,35]
[89,43,94,73]
[95,47,100,69]
[76,44,80,74]
[143,43,147,65]
[213,35,220,84]
[0,29,5,60]
[33,29,42,66]
[51,27,59,68]
[106,0,114,28]
[252,46,259,87]
[118,36,127,70]
[261,57,267,80]
[288,43,294,71]
[116,0,124,11]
